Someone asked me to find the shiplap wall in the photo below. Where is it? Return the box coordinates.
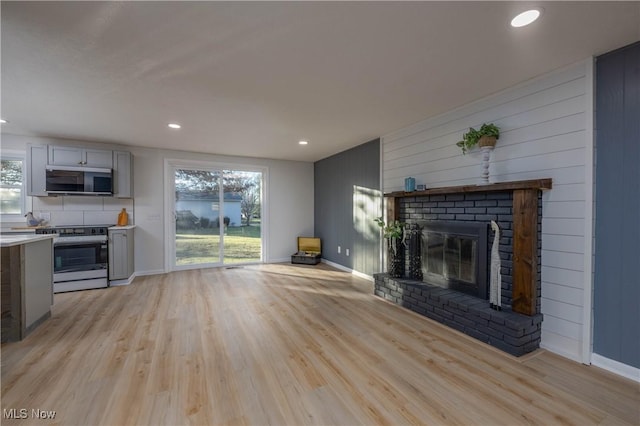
[382,60,592,362]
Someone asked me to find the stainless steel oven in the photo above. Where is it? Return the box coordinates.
[37,226,111,293]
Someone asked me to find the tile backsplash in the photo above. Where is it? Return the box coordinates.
[33,196,134,226]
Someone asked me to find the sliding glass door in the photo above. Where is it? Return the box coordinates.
[174,167,223,267]
[221,170,262,264]
[169,163,263,270]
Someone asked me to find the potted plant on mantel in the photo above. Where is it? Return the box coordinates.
[456,123,500,154]
[375,217,405,278]
[456,123,501,184]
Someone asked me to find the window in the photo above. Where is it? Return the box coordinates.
[1,157,26,218]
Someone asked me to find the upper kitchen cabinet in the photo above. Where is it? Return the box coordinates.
[26,144,133,197]
[48,145,113,168]
[26,144,47,196]
[113,151,133,198]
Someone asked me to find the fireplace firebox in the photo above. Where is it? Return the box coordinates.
[417,221,488,299]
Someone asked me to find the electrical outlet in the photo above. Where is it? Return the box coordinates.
[40,212,51,222]
[338,246,341,254]
[346,248,350,256]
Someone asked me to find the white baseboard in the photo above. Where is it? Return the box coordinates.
[133,269,164,277]
[540,330,583,364]
[321,259,374,282]
[352,269,374,282]
[109,273,136,287]
[591,353,640,382]
[267,258,290,264]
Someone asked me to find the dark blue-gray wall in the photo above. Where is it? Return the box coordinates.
[594,41,640,369]
[314,139,381,276]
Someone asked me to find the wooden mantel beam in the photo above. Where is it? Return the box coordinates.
[384,178,552,199]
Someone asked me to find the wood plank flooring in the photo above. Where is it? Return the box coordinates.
[2,263,638,425]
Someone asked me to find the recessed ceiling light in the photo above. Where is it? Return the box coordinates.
[0,119,7,124]
[168,123,181,129]
[298,140,308,145]
[511,9,541,27]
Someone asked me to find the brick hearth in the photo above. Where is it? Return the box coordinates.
[374,274,543,356]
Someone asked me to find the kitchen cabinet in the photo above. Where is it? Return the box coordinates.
[48,145,113,168]
[26,144,47,196]
[27,144,133,197]
[109,227,134,282]
[113,151,133,198]
[1,234,54,342]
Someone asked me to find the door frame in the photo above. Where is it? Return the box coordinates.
[164,158,268,272]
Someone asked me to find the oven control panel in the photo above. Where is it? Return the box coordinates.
[36,226,111,237]
[36,228,59,235]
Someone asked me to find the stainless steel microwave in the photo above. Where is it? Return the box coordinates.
[45,166,113,195]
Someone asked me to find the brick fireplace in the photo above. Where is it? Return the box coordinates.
[374,179,551,356]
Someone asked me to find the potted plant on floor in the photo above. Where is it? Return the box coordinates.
[456,123,500,154]
[375,217,405,278]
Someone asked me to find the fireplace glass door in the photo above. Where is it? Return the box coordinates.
[419,221,488,298]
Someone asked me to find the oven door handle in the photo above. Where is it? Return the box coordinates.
[54,238,108,245]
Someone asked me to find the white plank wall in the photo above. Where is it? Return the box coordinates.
[382,60,592,362]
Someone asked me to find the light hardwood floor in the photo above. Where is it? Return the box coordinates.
[2,263,638,425]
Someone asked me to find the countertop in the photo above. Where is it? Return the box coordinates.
[109,225,136,230]
[4,227,39,234]
[0,234,55,248]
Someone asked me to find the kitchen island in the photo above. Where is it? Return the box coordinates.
[1,234,54,342]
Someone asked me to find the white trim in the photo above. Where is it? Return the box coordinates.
[540,341,582,364]
[582,57,596,365]
[591,353,640,382]
[352,269,374,282]
[0,151,31,220]
[260,167,269,263]
[379,137,386,275]
[322,258,374,282]
[109,273,136,287]
[163,159,173,272]
[268,257,290,264]
[129,269,164,277]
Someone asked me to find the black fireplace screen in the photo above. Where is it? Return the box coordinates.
[418,221,488,298]
[423,234,477,283]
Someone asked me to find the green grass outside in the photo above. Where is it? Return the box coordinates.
[176,224,261,265]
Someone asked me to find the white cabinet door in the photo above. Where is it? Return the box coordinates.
[109,228,134,281]
[48,146,113,168]
[23,238,54,328]
[113,151,133,198]
[48,146,84,166]
[109,230,128,280]
[26,144,48,196]
[84,149,113,168]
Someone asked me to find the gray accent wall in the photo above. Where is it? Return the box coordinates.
[594,41,640,369]
[314,139,381,276]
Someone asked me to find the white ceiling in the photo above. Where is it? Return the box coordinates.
[2,2,639,162]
